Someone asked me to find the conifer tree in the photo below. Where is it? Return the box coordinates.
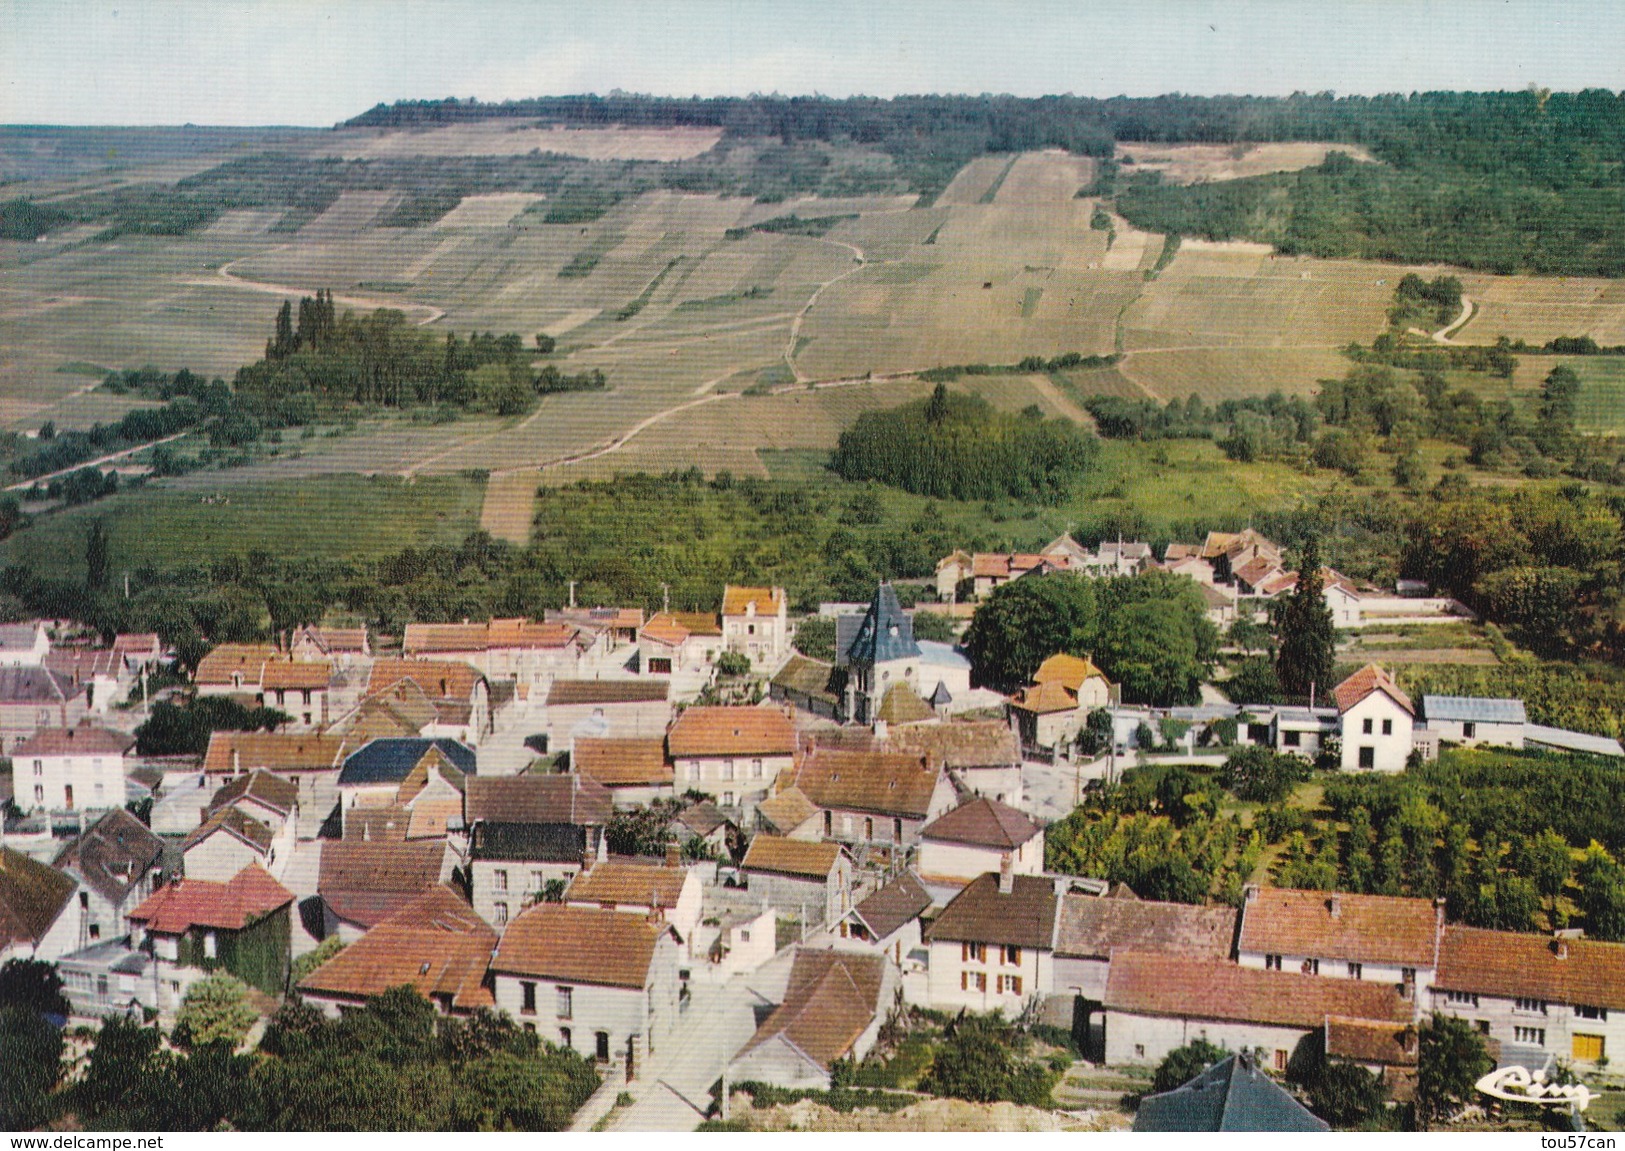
[1275,535,1336,699]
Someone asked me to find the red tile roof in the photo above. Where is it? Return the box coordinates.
[368,659,484,703]
[1055,895,1237,961]
[318,840,447,929]
[491,904,669,989]
[1238,887,1440,968]
[741,835,843,880]
[722,586,785,616]
[260,660,332,691]
[736,949,886,1071]
[1009,681,1078,715]
[1325,1016,1419,1066]
[195,644,278,686]
[573,737,673,787]
[921,796,1041,851]
[565,859,689,910]
[298,884,496,1012]
[464,775,613,826]
[11,725,133,758]
[202,731,348,775]
[546,679,669,706]
[926,872,1058,951]
[792,747,943,820]
[1436,925,1625,1011]
[667,706,796,758]
[1105,952,1414,1029]
[1332,663,1414,715]
[128,865,293,934]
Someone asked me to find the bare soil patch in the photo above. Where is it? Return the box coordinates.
[1117,141,1377,183]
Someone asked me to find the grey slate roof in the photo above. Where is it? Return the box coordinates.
[836,583,920,668]
[472,822,588,864]
[1523,724,1625,758]
[1421,695,1527,724]
[0,666,75,704]
[337,738,476,786]
[1133,1053,1329,1132]
[53,809,165,906]
[852,870,932,940]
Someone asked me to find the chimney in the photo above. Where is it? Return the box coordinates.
[580,849,594,873]
[1328,894,1342,919]
[1552,938,1569,961]
[998,854,1014,895]
[1243,883,1260,905]
[665,843,681,869]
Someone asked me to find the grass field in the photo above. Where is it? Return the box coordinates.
[1116,141,1377,184]
[0,473,485,576]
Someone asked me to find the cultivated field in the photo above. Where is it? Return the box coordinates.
[1117,347,1352,401]
[1453,273,1625,347]
[314,123,724,162]
[1116,140,1378,183]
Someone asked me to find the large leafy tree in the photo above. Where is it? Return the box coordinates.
[1275,536,1337,699]
[963,573,1099,691]
[1095,600,1207,706]
[174,973,258,1050]
[1417,1013,1493,1126]
[1150,1038,1227,1094]
[0,1006,64,1131]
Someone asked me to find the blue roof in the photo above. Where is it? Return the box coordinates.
[1422,695,1527,725]
[1134,1054,1328,1132]
[917,640,970,669]
[836,583,920,668]
[337,737,476,786]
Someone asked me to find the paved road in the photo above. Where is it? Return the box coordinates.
[1020,755,1112,823]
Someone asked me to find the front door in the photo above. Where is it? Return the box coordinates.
[1573,1033,1605,1062]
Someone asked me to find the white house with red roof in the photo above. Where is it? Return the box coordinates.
[721,585,790,670]
[917,796,1045,887]
[12,724,133,814]
[1335,664,1415,772]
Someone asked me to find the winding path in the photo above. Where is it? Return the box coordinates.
[5,430,191,492]
[191,250,447,327]
[783,236,868,382]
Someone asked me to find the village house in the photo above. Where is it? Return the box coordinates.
[740,835,853,930]
[1052,894,1240,1009]
[1335,664,1416,773]
[884,719,1023,803]
[341,748,469,843]
[1133,1052,1330,1132]
[57,938,161,1022]
[127,864,294,1000]
[728,948,893,1090]
[183,800,290,884]
[913,641,974,713]
[638,611,725,676]
[669,800,733,856]
[112,632,166,673]
[690,908,777,986]
[924,868,1058,1012]
[0,666,89,751]
[364,659,492,744]
[1159,545,1217,586]
[666,704,796,813]
[259,659,332,729]
[1236,885,1443,1005]
[1420,696,1527,750]
[1201,529,1284,584]
[52,808,167,946]
[202,730,350,835]
[289,624,371,666]
[721,585,791,671]
[546,678,672,744]
[1102,951,1414,1068]
[936,534,1090,602]
[318,839,450,943]
[1429,924,1625,1068]
[465,774,613,927]
[11,724,133,814]
[298,884,497,1018]
[790,746,956,850]
[1010,653,1114,751]
[835,583,921,724]
[824,869,933,970]
[571,736,674,808]
[194,643,279,699]
[917,796,1045,887]
[1324,1016,1420,1103]
[489,903,681,1078]
[335,737,476,811]
[1080,539,1155,578]
[43,647,124,713]
[754,786,822,840]
[0,621,50,666]
[403,618,601,686]
[545,606,646,650]
[0,846,81,963]
[564,852,703,957]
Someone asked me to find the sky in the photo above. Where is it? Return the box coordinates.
[2,0,1623,126]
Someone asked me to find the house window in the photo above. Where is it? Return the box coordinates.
[748,624,756,636]
[740,930,751,943]
[1358,746,1376,769]
[1003,945,1021,966]
[997,975,1024,995]
[520,981,536,1015]
[722,760,735,781]
[494,902,509,926]
[494,869,509,892]
[94,782,104,800]
[1348,961,1362,980]
[893,818,903,842]
[723,792,734,807]
[1302,958,1320,975]
[961,942,987,963]
[204,932,217,959]
[1135,1044,1146,1059]
[1265,954,1283,971]
[1274,1049,1289,1072]
[33,785,43,804]
[96,975,109,998]
[1382,719,1393,736]
[1462,722,1476,739]
[1515,997,1548,1015]
[1283,731,1301,747]
[559,1026,571,1048]
[824,811,833,836]
[752,758,764,778]
[32,760,41,776]
[1514,1026,1546,1046]
[595,1031,610,1061]
[959,971,987,992]
[1576,1005,1608,1021]
[557,986,573,1019]
[1445,990,1479,1007]
[863,817,874,840]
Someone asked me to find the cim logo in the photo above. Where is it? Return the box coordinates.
[1476,1066,1599,1112]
